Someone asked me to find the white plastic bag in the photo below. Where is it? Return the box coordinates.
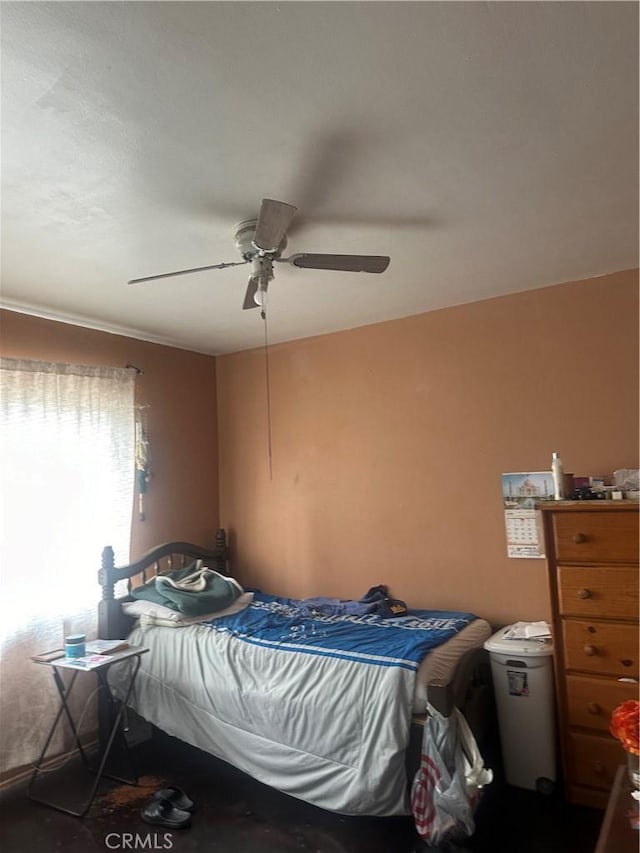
[411,703,493,844]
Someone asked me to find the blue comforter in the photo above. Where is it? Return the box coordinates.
[204,590,477,672]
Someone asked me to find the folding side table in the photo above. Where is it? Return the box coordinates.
[28,646,149,817]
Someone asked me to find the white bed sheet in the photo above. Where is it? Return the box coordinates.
[112,616,489,816]
[117,621,413,815]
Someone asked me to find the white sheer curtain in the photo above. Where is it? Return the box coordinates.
[0,358,135,777]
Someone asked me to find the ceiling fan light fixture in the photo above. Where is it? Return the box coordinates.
[250,256,273,307]
[253,278,268,307]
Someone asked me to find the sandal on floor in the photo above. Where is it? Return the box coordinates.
[140,797,192,828]
[152,785,195,812]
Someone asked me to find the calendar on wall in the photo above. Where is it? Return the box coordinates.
[501,472,553,558]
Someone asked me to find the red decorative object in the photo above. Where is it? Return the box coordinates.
[610,699,640,756]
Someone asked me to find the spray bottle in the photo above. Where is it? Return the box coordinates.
[552,452,564,500]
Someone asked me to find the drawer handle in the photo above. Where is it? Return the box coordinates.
[593,761,605,775]
[587,702,601,715]
[583,645,597,656]
[577,588,592,600]
[572,533,587,544]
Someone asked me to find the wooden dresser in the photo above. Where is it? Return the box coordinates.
[538,501,639,808]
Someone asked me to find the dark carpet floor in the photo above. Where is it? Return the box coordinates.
[0,727,604,853]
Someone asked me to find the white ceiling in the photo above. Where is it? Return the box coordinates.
[2,2,638,355]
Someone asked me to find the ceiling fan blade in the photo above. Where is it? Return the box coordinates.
[128,259,248,285]
[242,276,259,310]
[285,254,390,273]
[253,199,297,252]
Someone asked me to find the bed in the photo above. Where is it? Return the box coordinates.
[99,530,492,817]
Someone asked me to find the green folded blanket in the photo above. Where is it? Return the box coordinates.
[131,560,243,616]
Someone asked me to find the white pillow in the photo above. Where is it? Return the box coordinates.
[122,591,254,623]
[122,599,183,621]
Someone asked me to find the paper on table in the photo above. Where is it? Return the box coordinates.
[85,639,129,654]
[57,654,113,669]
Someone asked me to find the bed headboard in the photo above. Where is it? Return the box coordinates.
[97,528,229,639]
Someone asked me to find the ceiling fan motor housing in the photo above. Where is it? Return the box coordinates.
[234,219,287,260]
[251,256,274,282]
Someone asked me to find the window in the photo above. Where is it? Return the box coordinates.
[0,358,135,777]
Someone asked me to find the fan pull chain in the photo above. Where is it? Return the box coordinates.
[262,308,273,480]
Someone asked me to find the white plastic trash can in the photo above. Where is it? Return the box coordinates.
[484,626,556,793]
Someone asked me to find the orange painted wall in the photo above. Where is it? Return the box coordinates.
[217,270,639,625]
[0,310,219,558]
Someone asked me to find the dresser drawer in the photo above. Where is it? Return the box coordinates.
[557,566,639,618]
[563,620,639,677]
[566,674,639,732]
[569,732,625,791]
[552,511,639,563]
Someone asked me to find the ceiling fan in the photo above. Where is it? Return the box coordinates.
[128,199,390,310]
